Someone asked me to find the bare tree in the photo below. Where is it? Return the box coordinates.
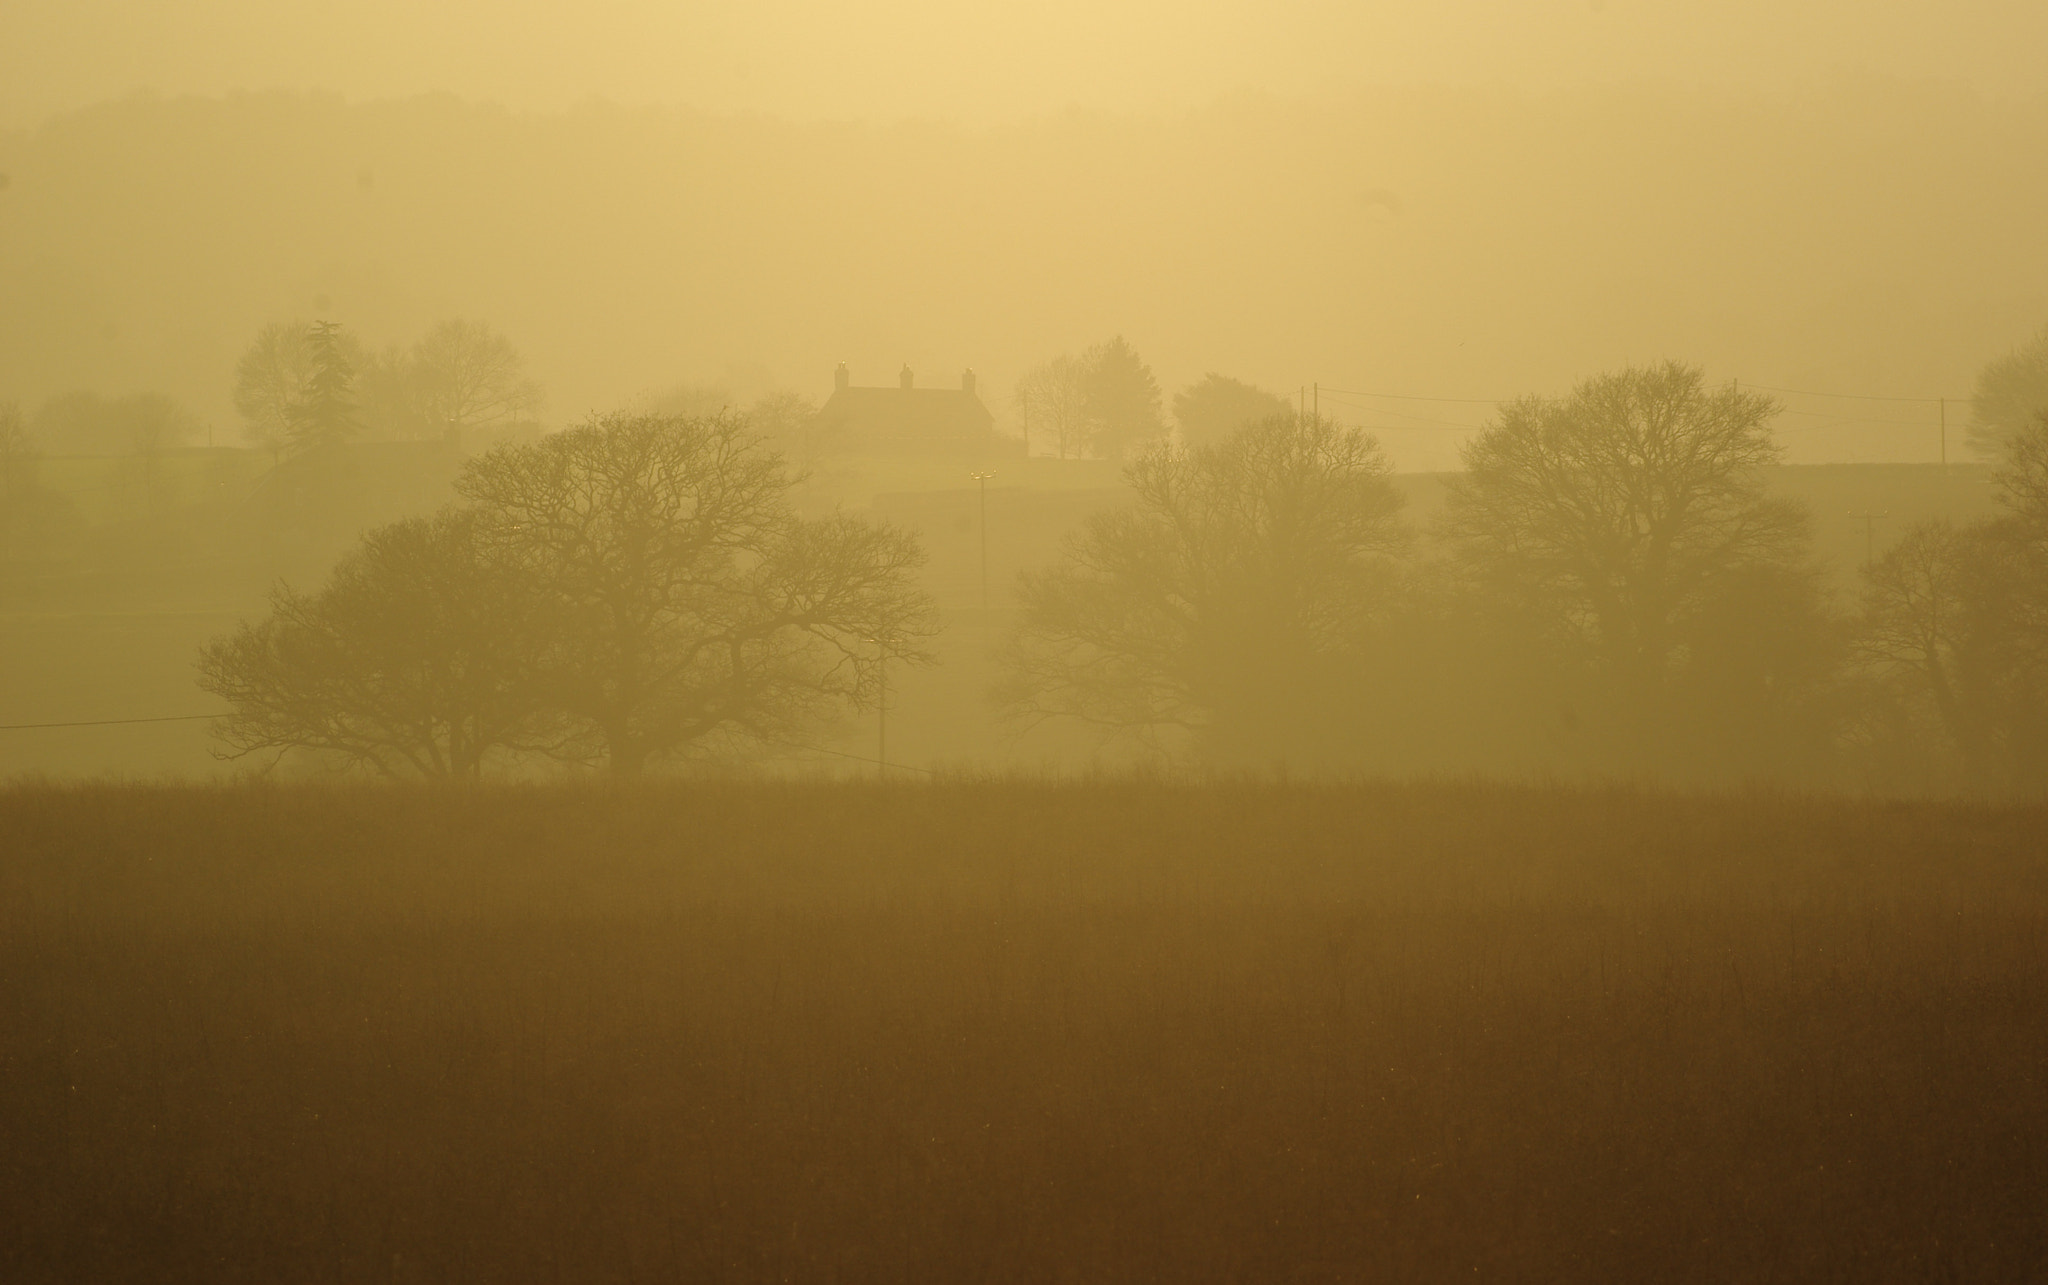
[1994,411,2048,532]
[455,410,932,774]
[1856,520,1972,755]
[1967,325,2048,460]
[1013,353,1093,459]
[1002,413,1405,759]
[1857,422,2048,786]
[198,510,546,779]
[414,319,543,441]
[233,320,313,461]
[1442,362,1807,688]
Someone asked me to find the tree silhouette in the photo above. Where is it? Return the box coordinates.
[1173,374,1291,451]
[286,321,361,451]
[454,410,933,775]
[413,318,544,442]
[1967,325,2048,460]
[232,321,312,461]
[199,510,545,779]
[1002,413,1405,760]
[1442,362,1806,690]
[1080,335,1165,460]
[1857,417,2048,786]
[1014,353,1092,459]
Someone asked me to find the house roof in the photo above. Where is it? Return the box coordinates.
[816,384,994,441]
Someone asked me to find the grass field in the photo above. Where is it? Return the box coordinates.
[4,780,2045,1282]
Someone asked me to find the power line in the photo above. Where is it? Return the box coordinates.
[1771,406,1944,427]
[0,713,219,731]
[1742,382,1948,405]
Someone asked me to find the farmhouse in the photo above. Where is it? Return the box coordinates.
[814,362,998,452]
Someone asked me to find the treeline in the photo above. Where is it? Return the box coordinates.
[194,359,2048,791]
[1007,362,2048,790]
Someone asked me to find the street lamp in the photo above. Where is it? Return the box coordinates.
[969,470,996,610]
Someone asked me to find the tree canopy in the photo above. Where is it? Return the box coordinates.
[1013,353,1093,460]
[199,510,544,779]
[1079,336,1165,460]
[1172,374,1292,451]
[1002,413,1405,761]
[1442,362,1806,687]
[202,410,935,777]
[287,321,361,451]
[1967,324,2048,460]
[413,318,544,441]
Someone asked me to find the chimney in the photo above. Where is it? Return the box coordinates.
[961,368,977,397]
[834,361,849,393]
[899,363,914,390]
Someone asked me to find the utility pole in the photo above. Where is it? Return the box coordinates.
[969,470,995,610]
[865,635,904,779]
[1848,511,1888,567]
[1939,397,1947,471]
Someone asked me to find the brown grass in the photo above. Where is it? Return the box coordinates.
[3,779,2046,1282]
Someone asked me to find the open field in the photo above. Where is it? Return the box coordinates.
[4,780,2046,1281]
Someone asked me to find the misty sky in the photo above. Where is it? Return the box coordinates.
[4,0,2045,128]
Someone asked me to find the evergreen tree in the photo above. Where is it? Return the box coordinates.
[1080,336,1165,459]
[289,320,361,451]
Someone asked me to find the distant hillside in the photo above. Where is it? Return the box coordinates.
[1,83,2045,468]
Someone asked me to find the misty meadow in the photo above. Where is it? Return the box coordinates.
[4,12,2048,1281]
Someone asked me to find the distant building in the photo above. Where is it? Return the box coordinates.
[813,362,998,452]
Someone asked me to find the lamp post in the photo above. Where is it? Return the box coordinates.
[969,470,995,610]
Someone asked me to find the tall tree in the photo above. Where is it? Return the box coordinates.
[233,320,314,461]
[288,321,361,451]
[1857,519,1972,755]
[1967,324,2048,460]
[1002,413,1405,761]
[1173,373,1292,451]
[1858,417,2048,786]
[413,318,544,441]
[1997,410,2048,532]
[455,410,933,774]
[1080,335,1165,459]
[198,510,546,779]
[1442,362,1807,690]
[1013,353,1093,459]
